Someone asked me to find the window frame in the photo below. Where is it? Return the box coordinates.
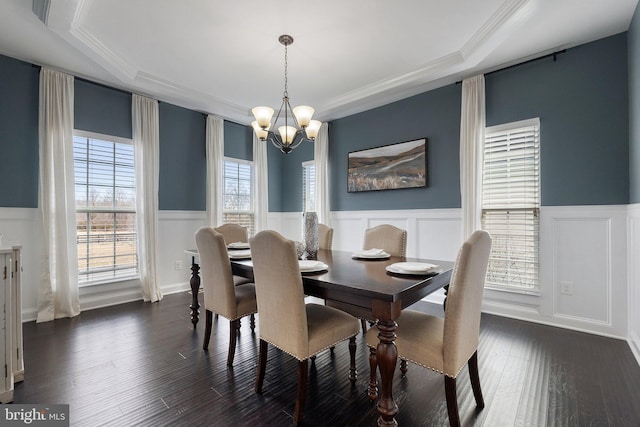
[481,117,541,294]
[222,157,255,236]
[73,129,138,286]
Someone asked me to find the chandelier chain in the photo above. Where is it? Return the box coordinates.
[283,42,288,98]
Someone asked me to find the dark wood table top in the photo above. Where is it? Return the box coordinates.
[231,249,454,318]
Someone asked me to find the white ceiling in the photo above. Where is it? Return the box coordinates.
[0,0,637,124]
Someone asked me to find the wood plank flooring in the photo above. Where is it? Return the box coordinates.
[13,291,640,426]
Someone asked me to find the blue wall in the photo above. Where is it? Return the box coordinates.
[277,139,315,212]
[319,33,629,212]
[0,54,255,211]
[0,55,39,207]
[224,121,253,161]
[487,33,629,206]
[0,29,634,210]
[75,79,132,139]
[630,4,640,204]
[158,103,206,210]
[328,84,462,212]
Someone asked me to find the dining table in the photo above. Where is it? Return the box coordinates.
[185,247,454,427]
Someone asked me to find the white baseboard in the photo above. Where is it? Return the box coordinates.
[161,281,191,295]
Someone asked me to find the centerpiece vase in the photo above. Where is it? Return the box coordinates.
[303,212,319,260]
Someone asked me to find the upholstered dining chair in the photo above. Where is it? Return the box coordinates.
[214,223,248,245]
[344,224,408,334]
[317,223,334,250]
[214,223,252,291]
[365,230,492,427]
[195,227,258,367]
[363,224,407,257]
[251,230,360,425]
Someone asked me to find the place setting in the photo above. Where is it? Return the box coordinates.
[298,260,329,275]
[351,248,391,260]
[228,249,252,260]
[385,262,440,276]
[227,241,250,250]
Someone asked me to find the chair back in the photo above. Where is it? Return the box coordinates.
[442,230,492,376]
[363,224,407,257]
[214,223,248,244]
[251,230,309,357]
[195,227,238,319]
[318,223,334,250]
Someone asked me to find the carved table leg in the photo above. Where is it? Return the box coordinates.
[376,319,399,427]
[190,257,201,327]
[368,347,378,400]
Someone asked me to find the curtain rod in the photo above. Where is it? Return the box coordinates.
[456,49,567,84]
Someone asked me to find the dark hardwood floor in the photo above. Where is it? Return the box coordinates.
[13,291,640,426]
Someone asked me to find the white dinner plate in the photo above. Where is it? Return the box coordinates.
[298,260,329,272]
[351,249,391,260]
[227,242,250,249]
[228,249,251,260]
[386,262,439,275]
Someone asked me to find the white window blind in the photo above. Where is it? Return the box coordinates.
[73,132,137,284]
[302,161,316,212]
[482,118,540,292]
[223,159,254,236]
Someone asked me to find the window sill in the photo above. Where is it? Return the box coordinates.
[79,274,139,288]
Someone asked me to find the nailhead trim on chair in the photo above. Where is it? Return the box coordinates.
[263,332,359,361]
[365,342,466,379]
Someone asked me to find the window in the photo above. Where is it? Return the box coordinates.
[482,118,540,292]
[302,160,315,212]
[223,158,254,235]
[73,131,137,284]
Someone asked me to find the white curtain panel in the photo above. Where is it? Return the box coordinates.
[37,68,80,322]
[132,94,163,303]
[314,123,331,226]
[253,133,269,233]
[206,115,224,227]
[459,74,486,241]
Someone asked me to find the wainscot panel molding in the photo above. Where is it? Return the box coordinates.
[629,203,640,366]
[157,210,208,296]
[537,205,628,339]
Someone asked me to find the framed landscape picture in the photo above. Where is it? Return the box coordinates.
[347,138,427,192]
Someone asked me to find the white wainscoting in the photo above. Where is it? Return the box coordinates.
[0,208,209,321]
[270,205,631,340]
[629,203,640,365]
[2,205,637,350]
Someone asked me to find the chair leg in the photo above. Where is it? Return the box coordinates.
[400,359,408,376]
[227,318,239,366]
[294,359,309,425]
[361,318,368,335]
[468,351,485,409]
[368,347,378,400]
[444,376,461,427]
[348,336,357,383]
[250,313,256,331]
[203,310,213,350]
[255,339,268,393]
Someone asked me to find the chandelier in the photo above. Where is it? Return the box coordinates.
[251,35,321,154]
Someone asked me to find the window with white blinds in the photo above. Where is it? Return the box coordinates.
[302,160,316,212]
[73,131,137,285]
[223,158,254,236]
[482,118,540,292]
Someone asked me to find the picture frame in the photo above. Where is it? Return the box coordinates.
[347,138,427,192]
